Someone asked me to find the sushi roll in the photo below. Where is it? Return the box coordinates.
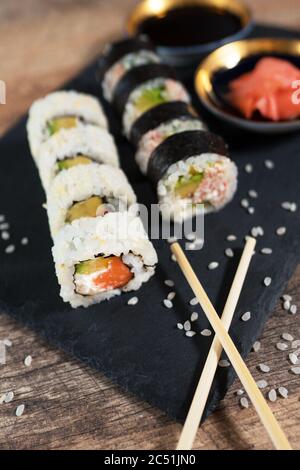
[136,117,206,175]
[27,90,108,160]
[52,212,158,308]
[37,126,119,192]
[122,76,190,137]
[129,101,198,147]
[47,163,137,236]
[150,131,237,222]
[99,37,160,102]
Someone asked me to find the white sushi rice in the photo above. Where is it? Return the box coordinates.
[52,213,158,308]
[158,154,238,222]
[47,163,137,236]
[103,50,160,102]
[135,118,206,175]
[27,91,108,160]
[37,126,119,191]
[122,78,190,137]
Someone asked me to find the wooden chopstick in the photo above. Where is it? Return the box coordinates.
[171,241,292,451]
[177,237,257,450]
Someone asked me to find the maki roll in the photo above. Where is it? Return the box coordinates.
[122,76,190,137]
[136,117,206,175]
[52,213,158,308]
[150,131,237,222]
[47,163,137,236]
[100,37,160,102]
[38,126,119,191]
[27,91,108,160]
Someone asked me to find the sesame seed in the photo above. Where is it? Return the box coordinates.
[184,321,191,331]
[290,202,297,212]
[252,341,261,352]
[227,234,237,242]
[163,299,173,309]
[290,367,300,375]
[189,297,199,306]
[24,355,32,367]
[290,305,297,315]
[0,223,9,231]
[258,363,270,373]
[225,248,234,258]
[164,279,174,287]
[248,207,255,215]
[282,295,292,302]
[292,340,300,349]
[219,359,230,368]
[127,297,139,306]
[241,311,251,322]
[276,227,286,236]
[177,323,184,330]
[256,380,268,389]
[263,277,272,287]
[190,312,198,322]
[268,389,277,402]
[3,339,12,347]
[186,331,196,338]
[236,389,244,396]
[248,190,258,199]
[167,292,176,301]
[16,404,25,417]
[171,254,177,262]
[283,300,291,311]
[0,394,6,404]
[241,198,249,208]
[282,333,293,342]
[1,231,9,240]
[278,387,288,399]
[240,397,249,408]
[289,353,298,365]
[281,201,292,210]
[265,159,274,169]
[5,244,15,254]
[208,262,219,270]
[21,237,28,245]
[261,248,272,255]
[0,215,5,223]
[276,342,288,351]
[4,391,14,403]
[201,329,212,337]
[186,242,196,250]
[245,164,253,173]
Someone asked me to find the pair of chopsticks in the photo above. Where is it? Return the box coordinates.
[171,239,292,451]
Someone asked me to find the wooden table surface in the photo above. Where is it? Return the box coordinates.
[0,0,300,451]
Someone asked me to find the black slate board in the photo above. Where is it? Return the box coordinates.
[0,25,300,423]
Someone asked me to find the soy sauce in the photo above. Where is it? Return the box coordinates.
[138,5,242,47]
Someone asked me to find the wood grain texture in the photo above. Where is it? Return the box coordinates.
[0,0,300,450]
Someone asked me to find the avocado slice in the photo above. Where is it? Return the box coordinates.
[57,155,92,171]
[135,86,167,113]
[65,196,103,223]
[75,256,110,275]
[47,116,78,136]
[175,172,204,199]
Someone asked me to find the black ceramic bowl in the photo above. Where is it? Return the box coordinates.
[126,0,253,67]
[195,38,300,133]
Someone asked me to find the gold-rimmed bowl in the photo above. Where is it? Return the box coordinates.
[195,38,300,133]
[127,0,253,67]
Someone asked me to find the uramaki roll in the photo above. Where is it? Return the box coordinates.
[27,90,108,161]
[38,126,119,192]
[47,163,137,236]
[52,212,158,308]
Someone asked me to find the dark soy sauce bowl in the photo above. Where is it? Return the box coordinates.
[195,38,300,134]
[126,0,253,68]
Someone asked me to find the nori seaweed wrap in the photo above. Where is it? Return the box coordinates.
[147,130,229,185]
[112,63,177,116]
[129,101,198,146]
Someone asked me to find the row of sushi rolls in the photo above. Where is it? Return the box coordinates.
[27,36,238,309]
